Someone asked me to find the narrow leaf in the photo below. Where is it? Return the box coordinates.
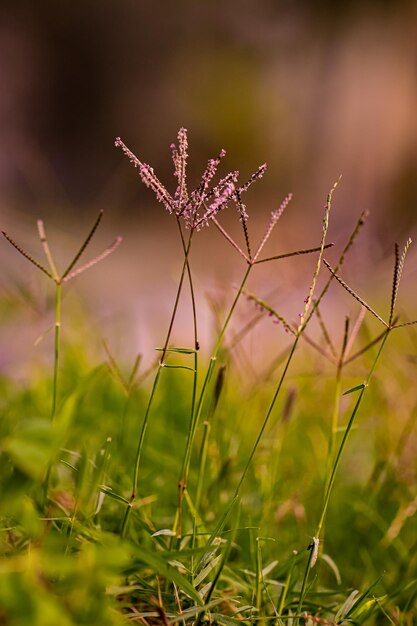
[152,529,177,537]
[99,485,130,505]
[132,548,203,605]
[155,347,197,354]
[194,554,222,586]
[343,383,367,396]
[163,364,196,372]
[321,553,341,585]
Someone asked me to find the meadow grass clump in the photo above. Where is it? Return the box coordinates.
[0,129,417,625]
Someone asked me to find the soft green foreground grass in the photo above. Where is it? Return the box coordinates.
[1,313,417,625]
[1,130,417,624]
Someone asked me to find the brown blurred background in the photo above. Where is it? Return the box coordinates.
[1,0,417,370]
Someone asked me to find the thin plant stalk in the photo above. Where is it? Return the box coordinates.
[3,214,121,507]
[120,366,163,536]
[194,419,211,513]
[199,314,304,558]
[3,213,120,421]
[173,263,253,536]
[51,282,62,419]
[294,330,390,623]
[325,323,347,480]
[197,186,339,557]
[195,365,226,513]
[295,238,416,620]
[318,330,389,538]
[121,231,194,537]
[186,195,337,541]
[174,219,199,537]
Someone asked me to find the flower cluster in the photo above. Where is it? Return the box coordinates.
[115,128,265,231]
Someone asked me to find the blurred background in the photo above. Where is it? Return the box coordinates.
[1,0,417,371]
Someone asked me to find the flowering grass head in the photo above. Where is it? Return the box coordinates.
[115,128,266,231]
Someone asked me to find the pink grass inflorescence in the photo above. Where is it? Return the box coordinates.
[115,128,245,231]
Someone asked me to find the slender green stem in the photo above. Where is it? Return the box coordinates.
[174,220,199,537]
[235,336,299,499]
[277,555,297,615]
[121,232,194,537]
[43,281,62,500]
[120,366,162,536]
[51,282,62,419]
[195,420,210,512]
[176,263,253,529]
[326,366,342,485]
[213,264,253,355]
[202,335,300,554]
[160,231,194,364]
[318,330,389,537]
[295,329,390,622]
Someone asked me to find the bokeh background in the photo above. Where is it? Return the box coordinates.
[1,0,417,371]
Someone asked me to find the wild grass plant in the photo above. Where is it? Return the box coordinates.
[1,129,417,625]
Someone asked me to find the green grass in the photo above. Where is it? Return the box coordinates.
[1,130,417,625]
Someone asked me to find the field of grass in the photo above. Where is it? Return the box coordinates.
[1,130,416,625]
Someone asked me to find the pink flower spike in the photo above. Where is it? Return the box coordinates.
[238,163,268,194]
[196,181,236,229]
[173,127,189,206]
[115,137,143,169]
[253,193,293,261]
[116,136,176,214]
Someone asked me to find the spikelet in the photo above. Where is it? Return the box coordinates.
[244,290,296,336]
[389,238,412,326]
[62,237,122,283]
[60,210,104,280]
[116,131,242,230]
[3,210,121,285]
[323,260,388,327]
[298,178,338,332]
[2,231,54,280]
[253,193,293,262]
[115,137,175,214]
[235,189,251,259]
[170,127,189,207]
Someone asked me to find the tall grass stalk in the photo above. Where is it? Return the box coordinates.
[295,238,416,622]
[178,192,337,538]
[115,129,256,536]
[173,220,200,537]
[196,183,339,560]
[173,263,253,537]
[2,212,120,420]
[121,230,194,537]
[295,330,389,625]
[52,282,62,419]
